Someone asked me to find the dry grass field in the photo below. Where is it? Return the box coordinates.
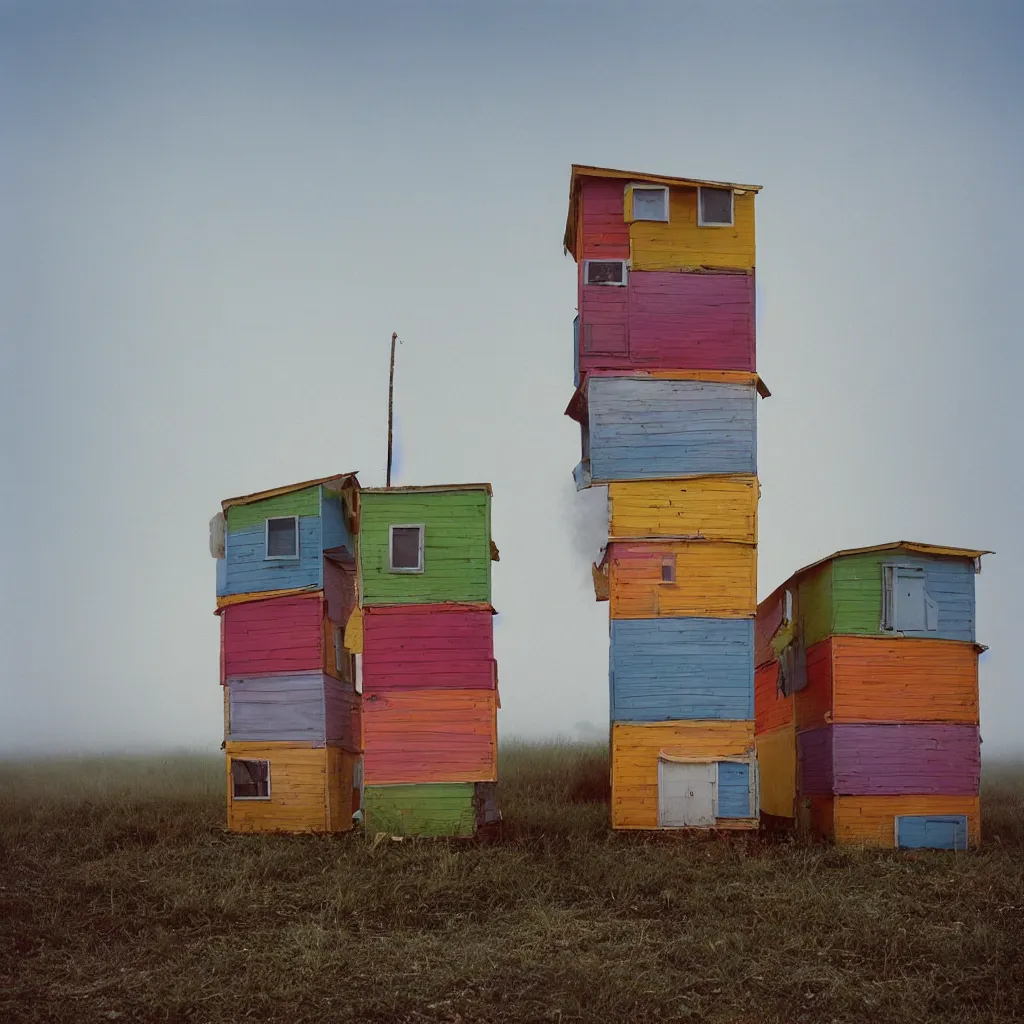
[2,743,1022,1023]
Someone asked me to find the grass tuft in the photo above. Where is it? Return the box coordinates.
[1,746,1022,1022]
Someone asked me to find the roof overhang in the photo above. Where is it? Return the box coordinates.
[565,370,770,423]
[221,472,359,513]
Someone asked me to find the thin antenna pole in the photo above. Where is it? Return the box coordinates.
[386,332,397,487]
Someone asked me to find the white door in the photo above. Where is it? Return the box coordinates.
[658,760,716,827]
[895,571,927,631]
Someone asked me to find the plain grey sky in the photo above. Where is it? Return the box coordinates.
[2,1,1022,755]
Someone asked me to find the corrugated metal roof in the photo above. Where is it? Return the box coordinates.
[361,483,493,496]
[221,472,359,512]
[564,163,763,257]
[763,542,992,603]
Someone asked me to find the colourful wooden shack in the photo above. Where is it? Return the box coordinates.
[211,474,363,833]
[565,164,766,830]
[754,542,989,848]
[353,484,501,837]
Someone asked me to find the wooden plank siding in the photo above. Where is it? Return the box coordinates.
[579,177,631,261]
[796,639,835,730]
[225,486,320,531]
[225,742,354,833]
[323,558,356,629]
[755,589,786,668]
[326,747,359,828]
[611,721,756,829]
[627,187,756,271]
[578,270,755,379]
[609,476,758,541]
[788,551,978,648]
[608,541,756,619]
[586,377,757,482]
[224,672,360,750]
[610,618,754,721]
[362,605,495,691]
[798,796,835,840]
[798,724,981,797]
[320,489,354,556]
[220,517,322,597]
[803,636,981,724]
[362,688,497,785]
[828,552,976,643]
[832,795,980,848]
[359,489,491,606]
[756,722,796,818]
[220,593,328,680]
[364,783,477,838]
[755,661,793,733]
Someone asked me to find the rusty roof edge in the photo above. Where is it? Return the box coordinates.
[221,472,359,512]
[571,163,763,193]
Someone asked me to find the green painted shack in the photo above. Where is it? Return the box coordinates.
[357,483,501,838]
[357,484,494,606]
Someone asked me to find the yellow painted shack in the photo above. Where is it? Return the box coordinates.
[225,742,358,834]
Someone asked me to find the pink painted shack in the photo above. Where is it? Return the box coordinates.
[564,165,759,386]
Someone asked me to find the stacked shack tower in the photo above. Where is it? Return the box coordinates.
[755,542,988,848]
[212,475,363,833]
[347,485,501,837]
[565,165,767,830]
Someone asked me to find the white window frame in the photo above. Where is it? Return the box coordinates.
[631,185,670,222]
[265,515,299,560]
[388,523,425,573]
[231,758,271,801]
[583,259,628,287]
[882,563,936,632]
[697,186,735,227]
[782,588,794,625]
[333,625,345,676]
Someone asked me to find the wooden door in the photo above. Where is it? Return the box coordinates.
[658,760,715,827]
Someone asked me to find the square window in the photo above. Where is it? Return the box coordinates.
[661,556,675,583]
[632,186,669,222]
[389,524,424,572]
[698,186,734,227]
[231,759,270,799]
[583,260,627,286]
[266,516,298,559]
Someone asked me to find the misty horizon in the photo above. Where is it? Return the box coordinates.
[2,1,1022,758]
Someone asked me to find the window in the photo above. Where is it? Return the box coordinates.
[389,524,424,573]
[265,516,299,559]
[334,626,355,684]
[661,556,675,583]
[231,759,270,799]
[632,186,669,222]
[698,186,734,227]
[882,565,939,632]
[583,260,627,286]
[782,588,794,625]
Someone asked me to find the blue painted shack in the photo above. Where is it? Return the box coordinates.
[610,618,755,721]
[566,371,768,488]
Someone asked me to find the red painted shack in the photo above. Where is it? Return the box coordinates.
[362,605,496,691]
[220,592,351,682]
